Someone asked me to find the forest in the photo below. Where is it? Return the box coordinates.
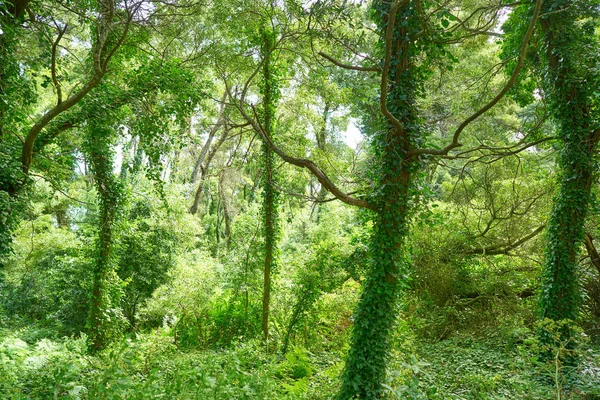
[0,0,599,398]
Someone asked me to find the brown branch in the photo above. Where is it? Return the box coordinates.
[227,85,373,210]
[20,1,133,177]
[584,233,600,275]
[467,224,546,255]
[318,52,380,72]
[189,126,231,214]
[51,22,68,105]
[408,0,544,157]
[102,3,138,72]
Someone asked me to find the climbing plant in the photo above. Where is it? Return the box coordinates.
[534,0,600,344]
[338,1,423,397]
[259,23,282,345]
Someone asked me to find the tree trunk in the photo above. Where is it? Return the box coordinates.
[538,0,600,325]
[262,143,276,343]
[86,125,121,353]
[189,126,229,214]
[260,27,280,346]
[219,168,233,249]
[339,1,418,397]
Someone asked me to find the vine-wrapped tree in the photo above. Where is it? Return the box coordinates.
[536,0,600,331]
[259,24,281,344]
[231,1,542,397]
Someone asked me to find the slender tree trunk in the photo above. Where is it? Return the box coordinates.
[262,143,276,342]
[191,118,223,183]
[86,125,121,353]
[189,126,229,214]
[191,93,227,183]
[219,168,233,249]
[260,27,280,345]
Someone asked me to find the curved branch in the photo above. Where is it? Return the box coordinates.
[408,0,544,157]
[318,52,380,72]
[51,22,68,105]
[467,224,546,255]
[20,2,134,177]
[584,233,600,275]
[227,87,373,210]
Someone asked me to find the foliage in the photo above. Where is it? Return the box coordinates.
[1,0,600,399]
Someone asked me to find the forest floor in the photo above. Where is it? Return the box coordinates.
[1,324,599,399]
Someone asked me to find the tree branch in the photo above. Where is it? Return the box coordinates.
[51,22,68,105]
[227,86,373,210]
[408,0,544,157]
[20,0,133,177]
[318,52,380,72]
[584,233,600,275]
[467,224,546,255]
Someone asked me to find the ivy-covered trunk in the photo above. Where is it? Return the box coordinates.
[260,27,280,344]
[339,1,419,397]
[538,1,600,326]
[85,124,122,353]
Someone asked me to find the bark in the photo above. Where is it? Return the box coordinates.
[189,126,229,214]
[584,233,600,275]
[191,117,224,183]
[261,143,276,342]
[6,0,31,18]
[191,92,227,183]
[219,168,233,249]
[260,29,279,345]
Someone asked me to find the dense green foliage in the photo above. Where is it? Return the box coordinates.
[1,0,600,399]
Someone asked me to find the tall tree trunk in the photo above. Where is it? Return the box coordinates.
[191,117,224,183]
[538,1,600,326]
[219,168,233,249]
[189,126,230,214]
[262,143,276,343]
[339,1,418,397]
[86,124,121,353]
[260,27,280,345]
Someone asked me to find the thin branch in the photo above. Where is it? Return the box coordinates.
[467,224,546,255]
[51,22,68,105]
[30,173,92,205]
[408,0,544,157]
[318,52,380,72]
[584,233,600,275]
[227,84,373,210]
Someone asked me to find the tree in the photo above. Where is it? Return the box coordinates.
[231,0,542,396]
[259,24,281,344]
[535,0,600,336]
[0,0,138,260]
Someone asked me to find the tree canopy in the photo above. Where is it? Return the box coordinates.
[1,0,599,398]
